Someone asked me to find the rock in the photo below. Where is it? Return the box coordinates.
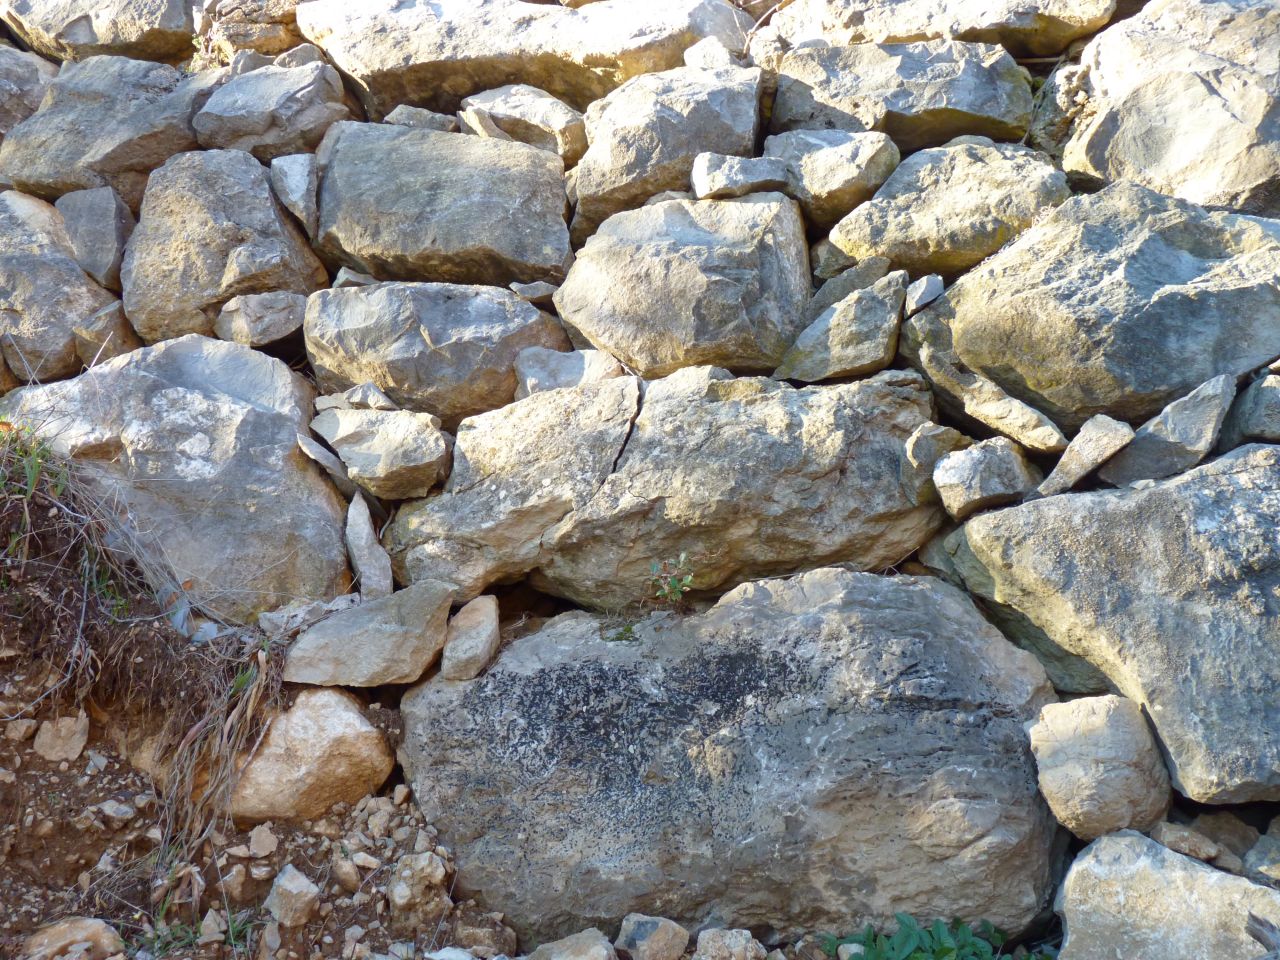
[346,493,393,600]
[4,719,37,741]
[459,85,587,166]
[0,336,349,621]
[33,711,89,762]
[514,347,624,400]
[690,154,788,200]
[555,195,810,377]
[683,35,743,68]
[305,281,571,426]
[385,105,459,132]
[269,153,318,239]
[945,444,1280,803]
[829,137,1069,276]
[76,306,142,371]
[692,930,766,960]
[0,56,223,211]
[203,0,305,60]
[194,61,350,161]
[1148,821,1223,863]
[441,595,501,681]
[284,580,454,686]
[0,190,117,381]
[390,369,943,608]
[1055,832,1280,960]
[771,41,1033,151]
[311,408,451,500]
[401,568,1055,942]
[774,270,906,382]
[762,129,899,232]
[1028,695,1169,840]
[904,274,943,316]
[21,917,124,960]
[901,182,1280,434]
[902,422,972,507]
[215,291,307,346]
[0,44,56,145]
[1036,415,1134,497]
[294,0,752,118]
[53,186,135,292]
[808,257,891,319]
[571,66,760,242]
[1222,372,1280,447]
[315,122,571,286]
[387,851,453,935]
[297,432,358,499]
[616,916,690,960]
[1191,812,1262,859]
[264,864,320,927]
[1098,375,1237,486]
[810,237,857,279]
[1064,0,1280,216]
[122,150,326,343]
[1,0,194,62]
[231,688,394,822]
[1246,836,1280,887]
[319,381,398,412]
[933,437,1041,521]
[531,929,616,960]
[226,49,274,74]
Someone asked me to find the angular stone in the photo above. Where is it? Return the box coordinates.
[830,136,1069,276]
[904,274,943,316]
[441,595,501,681]
[690,153,788,200]
[0,44,56,145]
[297,431,357,499]
[203,0,305,60]
[1222,372,1280,448]
[264,865,320,927]
[1,0,194,62]
[346,493,392,600]
[1245,836,1280,888]
[933,437,1041,521]
[269,153,318,239]
[774,270,905,382]
[555,195,810,377]
[762,129,899,232]
[1148,822,1223,863]
[33,711,89,762]
[808,257,891,320]
[692,930,765,960]
[514,347,624,400]
[294,0,752,118]
[305,282,571,426]
[310,407,452,499]
[53,186,135,292]
[902,421,970,507]
[1098,375,1237,486]
[771,41,1033,151]
[22,917,125,960]
[460,85,587,166]
[72,302,143,368]
[1036,415,1133,497]
[0,336,349,621]
[531,929,616,960]
[387,851,453,936]
[401,568,1055,943]
[318,381,398,412]
[315,122,571,286]
[809,237,856,279]
[616,916,690,960]
[215,291,307,346]
[1191,812,1261,860]
[385,105,459,132]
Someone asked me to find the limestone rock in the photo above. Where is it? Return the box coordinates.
[555,195,810,377]
[904,274,943,315]
[318,381,398,412]
[771,41,1033,151]
[0,0,194,62]
[572,65,761,242]
[53,186,135,292]
[460,85,587,166]
[72,303,143,368]
[269,153,318,239]
[231,688,393,822]
[387,851,453,935]
[616,916,690,960]
[21,917,125,960]
[122,149,326,343]
[946,444,1280,802]
[264,865,320,926]
[441,595,501,681]
[808,257,891,319]
[203,0,305,60]
[0,336,349,621]
[0,44,55,145]
[762,129,899,232]
[284,580,454,686]
[810,237,857,279]
[691,154,788,200]
[829,137,1069,276]
[531,929,616,960]
[1028,695,1170,840]
[692,930,765,960]
[901,183,1280,433]
[385,105,459,132]
[305,282,571,426]
[514,347,624,400]
[774,270,906,382]
[1192,812,1261,859]
[902,421,971,507]
[400,568,1055,943]
[310,407,452,499]
[194,61,350,161]
[346,493,393,600]
[1148,821,1223,863]
[1056,833,1280,960]
[33,711,89,762]
[294,0,752,118]
[1036,415,1133,498]
[315,122,572,286]
[1245,836,1280,888]
[1222,372,1280,447]
[933,437,1041,521]
[214,291,307,346]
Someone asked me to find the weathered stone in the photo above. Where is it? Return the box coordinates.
[692,930,765,960]
[771,41,1033,151]
[808,257,892,320]
[762,129,899,232]
[226,48,274,75]
[572,66,760,242]
[318,381,398,412]
[1098,375,1237,486]
[346,493,393,600]
[401,568,1055,943]
[555,195,809,377]
[264,864,320,926]
[514,347,625,400]
[385,104,459,132]
[1036,415,1133,498]
[269,153,318,239]
[214,291,307,346]
[1,0,194,62]
[1191,812,1261,859]
[460,85,587,166]
[305,281,571,426]
[690,153,788,200]
[904,274,943,316]
[284,580,454,686]
[0,44,55,145]
[809,237,857,279]
[1056,832,1280,960]
[902,422,971,507]
[72,302,143,368]
[683,35,743,69]
[21,917,124,960]
[1245,836,1280,888]
[194,61,350,161]
[122,150,326,343]
[531,929,616,960]
[297,431,357,499]
[1222,372,1280,448]
[1148,821,1223,863]
[53,186,134,292]
[0,336,349,621]
[231,688,394,822]
[33,711,89,762]
[933,437,1041,521]
[203,0,304,60]
[441,595,501,681]
[388,851,453,936]
[311,407,452,499]
[774,270,905,382]
[315,122,571,286]
[295,0,752,118]
[830,137,1069,276]
[616,916,690,960]
[946,444,1280,802]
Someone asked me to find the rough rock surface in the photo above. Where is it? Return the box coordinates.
[203,0,305,60]
[0,0,195,62]
[401,568,1056,943]
[0,43,56,143]
[773,270,906,382]
[270,152,318,239]
[460,85,587,166]
[616,916,689,960]
[762,129,900,232]
[514,347,624,400]
[1036,415,1133,497]
[440,595,502,682]
[21,917,125,960]
[346,493,393,599]
[310,407,452,499]
[53,186,135,293]
[690,154,788,201]
[1223,371,1280,447]
[214,291,307,346]
[933,437,1041,521]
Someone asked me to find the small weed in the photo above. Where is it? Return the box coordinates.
[816,915,1057,960]
[648,552,694,606]
[606,623,637,643]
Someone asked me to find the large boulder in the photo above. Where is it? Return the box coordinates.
[0,335,350,622]
[943,444,1280,803]
[554,195,810,377]
[901,182,1280,434]
[401,568,1057,944]
[1063,0,1280,216]
[315,122,572,286]
[294,0,752,118]
[121,149,327,343]
[388,368,944,609]
[0,44,56,144]
[0,0,194,62]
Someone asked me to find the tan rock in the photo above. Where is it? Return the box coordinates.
[441,595,501,681]
[311,408,451,500]
[531,929,616,960]
[1191,812,1261,859]
[460,85,587,166]
[203,0,305,60]
[1,0,194,62]
[33,711,89,762]
[616,915,690,960]
[693,930,766,960]
[345,493,393,600]
[387,851,452,935]
[214,291,307,347]
[1148,821,1222,863]
[264,864,319,926]
[933,437,1041,521]
[762,129,899,232]
[21,917,124,960]
[773,270,906,382]
[0,44,55,145]
[1035,415,1133,498]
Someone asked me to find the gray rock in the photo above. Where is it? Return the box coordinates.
[384,105,459,132]
[346,492,393,600]
[933,437,1041,521]
[1,0,194,62]
[762,129,900,232]
[1246,836,1280,888]
[272,43,325,69]
[440,595,501,681]
[773,270,906,382]
[690,153,788,200]
[555,195,810,377]
[0,44,56,144]
[513,347,624,400]
[902,421,971,506]
[269,152,318,238]
[771,41,1033,151]
[904,274,943,316]
[331,266,375,288]
[72,301,143,368]
[318,381,398,412]
[459,85,587,166]
[810,237,857,279]
[509,280,559,306]
[683,36,744,69]
[1191,812,1261,860]
[297,431,357,498]
[304,281,571,427]
[53,186,135,292]
[615,916,690,960]
[227,49,274,75]
[264,865,319,927]
[400,567,1056,943]
[1099,376,1236,486]
[215,291,307,346]
[808,257,892,320]
[315,122,572,286]
[1036,415,1134,497]
[1221,372,1280,448]
[310,407,452,500]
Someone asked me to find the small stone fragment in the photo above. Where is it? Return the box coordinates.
[690,153,788,200]
[21,917,124,960]
[384,105,460,132]
[904,274,943,316]
[264,864,320,927]
[902,421,971,506]
[387,851,453,936]
[460,85,587,166]
[346,493,393,600]
[311,408,452,500]
[33,711,89,763]
[215,291,307,346]
[691,929,767,960]
[1148,821,1222,863]
[270,153,319,239]
[514,347,625,400]
[509,280,559,305]
[933,437,1042,521]
[1219,373,1280,449]
[1036,415,1134,497]
[763,129,899,231]
[72,302,143,368]
[531,928,617,960]
[1246,836,1280,888]
[53,186,135,292]
[615,915,690,960]
[249,822,279,858]
[441,595,501,681]
[774,270,906,382]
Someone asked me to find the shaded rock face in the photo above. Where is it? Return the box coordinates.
[401,568,1057,945]
[0,335,349,622]
[314,122,572,286]
[294,0,752,118]
[0,44,56,143]
[945,445,1280,803]
[0,0,195,62]
[203,0,305,60]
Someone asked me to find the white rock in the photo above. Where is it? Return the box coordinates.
[530,929,616,960]
[773,270,906,382]
[311,407,452,500]
[269,152,318,239]
[346,493,393,600]
[762,129,900,231]
[460,84,587,166]
[690,153,788,200]
[904,274,943,315]
[692,930,766,960]
[933,437,1042,521]
[33,711,89,763]
[214,291,307,346]
[264,864,320,927]
[441,595,501,681]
